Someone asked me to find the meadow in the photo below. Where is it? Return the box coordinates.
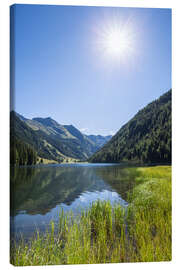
[10,166,171,265]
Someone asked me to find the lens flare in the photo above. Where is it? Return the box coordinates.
[105,29,131,55]
[94,15,137,63]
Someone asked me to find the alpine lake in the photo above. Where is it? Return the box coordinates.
[10,163,149,242]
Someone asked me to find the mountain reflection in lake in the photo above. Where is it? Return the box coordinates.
[10,163,140,241]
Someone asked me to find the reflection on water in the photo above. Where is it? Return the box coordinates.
[10,163,140,240]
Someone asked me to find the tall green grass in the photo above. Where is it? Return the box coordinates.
[127,166,171,262]
[10,166,171,265]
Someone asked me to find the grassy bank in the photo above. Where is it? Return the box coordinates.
[36,157,80,164]
[10,166,171,265]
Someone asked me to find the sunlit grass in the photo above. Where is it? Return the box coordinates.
[127,166,171,262]
[10,166,171,265]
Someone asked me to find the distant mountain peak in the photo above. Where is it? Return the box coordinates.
[13,111,112,162]
[15,112,28,121]
[32,117,60,127]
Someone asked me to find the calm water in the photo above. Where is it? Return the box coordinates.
[10,163,140,241]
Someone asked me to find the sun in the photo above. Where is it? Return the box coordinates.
[95,16,136,62]
[105,29,131,56]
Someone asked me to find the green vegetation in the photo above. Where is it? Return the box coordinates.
[10,111,111,165]
[90,90,171,164]
[10,166,171,265]
[10,138,37,166]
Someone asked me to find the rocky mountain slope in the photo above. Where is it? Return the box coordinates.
[10,111,111,164]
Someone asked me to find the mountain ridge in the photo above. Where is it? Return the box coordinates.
[89,90,171,164]
[11,112,112,165]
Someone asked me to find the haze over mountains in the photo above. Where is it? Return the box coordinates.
[10,112,112,164]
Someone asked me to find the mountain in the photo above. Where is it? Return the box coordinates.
[89,90,171,164]
[10,111,112,165]
[87,135,112,148]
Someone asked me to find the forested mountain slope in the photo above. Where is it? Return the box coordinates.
[89,90,171,164]
[10,111,111,165]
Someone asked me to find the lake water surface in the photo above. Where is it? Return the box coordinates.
[10,163,139,241]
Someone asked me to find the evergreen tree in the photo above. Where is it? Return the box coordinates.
[89,90,172,164]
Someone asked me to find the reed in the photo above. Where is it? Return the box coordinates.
[10,166,171,265]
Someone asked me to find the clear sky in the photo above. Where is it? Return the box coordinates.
[12,4,171,136]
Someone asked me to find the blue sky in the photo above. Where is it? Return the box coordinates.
[12,4,171,135]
